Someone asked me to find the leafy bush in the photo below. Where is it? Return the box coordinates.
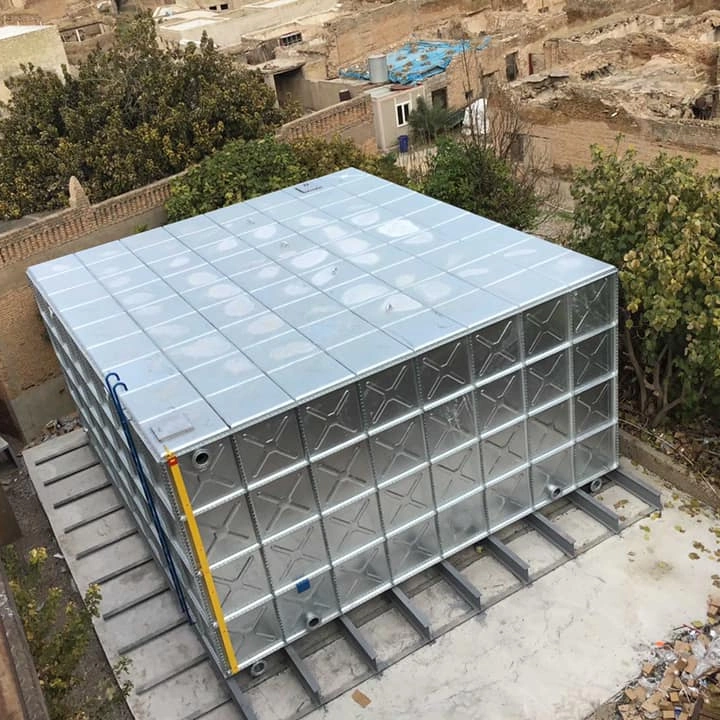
[570,145,720,425]
[0,13,290,219]
[419,136,542,230]
[166,135,408,221]
[2,546,132,720]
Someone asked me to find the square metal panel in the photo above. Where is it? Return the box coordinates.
[528,400,571,458]
[28,169,619,676]
[530,447,574,507]
[361,361,418,429]
[387,517,441,581]
[379,468,434,532]
[300,386,363,457]
[437,488,487,554]
[226,602,284,666]
[265,522,330,591]
[486,470,532,529]
[312,441,375,511]
[431,444,483,507]
[324,494,383,562]
[475,370,524,434]
[234,412,304,487]
[334,543,392,610]
[198,497,256,566]
[249,468,318,541]
[370,415,426,482]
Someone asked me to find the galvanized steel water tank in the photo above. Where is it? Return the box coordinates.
[27,169,619,676]
[368,54,389,84]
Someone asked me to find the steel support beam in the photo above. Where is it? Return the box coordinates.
[527,513,576,558]
[605,469,662,511]
[285,646,322,706]
[570,488,621,533]
[486,537,531,584]
[438,560,483,610]
[224,674,259,720]
[75,528,138,560]
[388,587,432,641]
[53,480,111,509]
[43,459,100,486]
[64,503,123,533]
[92,556,153,585]
[338,616,382,672]
[117,616,186,655]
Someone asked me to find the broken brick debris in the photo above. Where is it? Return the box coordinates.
[613,594,720,720]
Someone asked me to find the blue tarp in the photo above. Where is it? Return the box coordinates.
[340,38,491,86]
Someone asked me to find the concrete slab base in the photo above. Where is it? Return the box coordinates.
[24,430,710,720]
[308,466,718,720]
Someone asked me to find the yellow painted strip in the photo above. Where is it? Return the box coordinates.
[165,450,239,674]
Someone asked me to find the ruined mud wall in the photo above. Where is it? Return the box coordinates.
[325,0,471,74]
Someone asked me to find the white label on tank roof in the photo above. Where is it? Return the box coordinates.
[151,413,195,442]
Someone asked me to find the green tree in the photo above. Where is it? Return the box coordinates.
[570,145,720,424]
[0,13,290,219]
[420,137,541,230]
[165,135,408,221]
[408,97,462,145]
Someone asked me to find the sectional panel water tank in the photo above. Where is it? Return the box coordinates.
[27,169,618,676]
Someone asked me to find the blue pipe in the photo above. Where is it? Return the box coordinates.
[104,372,191,621]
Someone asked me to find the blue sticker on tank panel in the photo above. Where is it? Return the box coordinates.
[296,578,311,593]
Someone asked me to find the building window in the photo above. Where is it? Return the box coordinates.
[279,31,303,47]
[431,87,447,109]
[505,52,519,81]
[396,101,411,127]
[220,3,229,8]
[510,133,526,162]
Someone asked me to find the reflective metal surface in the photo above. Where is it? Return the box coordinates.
[27,169,619,675]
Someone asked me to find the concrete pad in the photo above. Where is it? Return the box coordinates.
[461,553,520,602]
[506,528,565,576]
[23,432,241,720]
[552,504,608,547]
[304,461,719,720]
[359,606,419,661]
[411,577,470,628]
[303,636,367,697]
[34,443,97,485]
[247,667,310,719]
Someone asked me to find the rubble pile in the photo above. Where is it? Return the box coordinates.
[617,596,720,720]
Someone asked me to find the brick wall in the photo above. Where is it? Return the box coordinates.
[277,94,375,142]
[0,176,174,271]
[0,177,174,440]
[0,107,378,441]
[526,116,720,175]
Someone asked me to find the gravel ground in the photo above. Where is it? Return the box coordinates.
[2,417,133,720]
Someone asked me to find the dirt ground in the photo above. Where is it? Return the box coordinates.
[1,424,132,720]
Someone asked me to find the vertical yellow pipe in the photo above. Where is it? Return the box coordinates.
[165,450,239,674]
